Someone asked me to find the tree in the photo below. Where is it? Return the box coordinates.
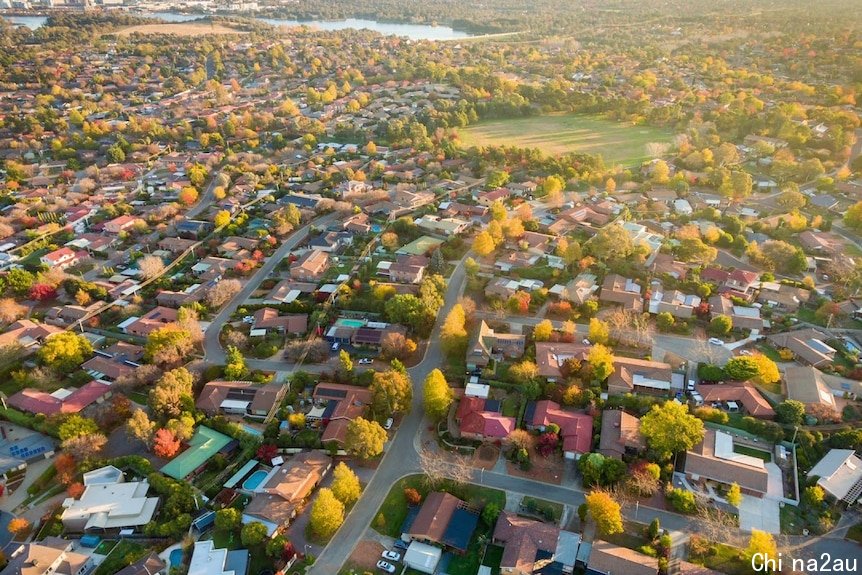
[723,356,760,381]
[106,144,125,163]
[845,201,862,230]
[749,353,780,385]
[224,345,248,380]
[532,319,554,342]
[28,284,57,301]
[145,325,194,365]
[640,401,705,459]
[0,298,26,323]
[215,508,241,532]
[651,160,671,184]
[54,453,77,485]
[585,491,623,536]
[67,482,85,499]
[6,268,34,296]
[166,414,195,442]
[330,462,361,506]
[214,210,231,228]
[440,304,468,360]
[656,312,675,332]
[776,400,806,425]
[473,231,496,256]
[7,518,31,540]
[489,200,507,222]
[345,417,387,459]
[380,332,416,360]
[178,187,199,206]
[38,332,93,372]
[708,315,732,336]
[58,415,99,442]
[153,428,181,458]
[726,482,742,507]
[61,433,107,462]
[149,367,194,419]
[138,255,165,280]
[423,369,453,420]
[338,349,353,377]
[587,344,614,383]
[206,278,242,308]
[241,521,269,547]
[404,488,421,505]
[745,530,777,572]
[370,370,412,416]
[126,409,155,447]
[588,318,610,344]
[310,488,344,540]
[588,225,634,261]
[802,485,825,508]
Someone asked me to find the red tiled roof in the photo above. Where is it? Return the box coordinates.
[530,400,593,454]
[8,381,110,416]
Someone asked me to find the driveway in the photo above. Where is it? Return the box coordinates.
[739,495,780,534]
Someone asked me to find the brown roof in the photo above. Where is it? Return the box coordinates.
[195,381,285,415]
[696,383,775,418]
[598,409,645,458]
[493,511,560,572]
[588,540,659,575]
[684,429,769,494]
[408,492,461,543]
[263,451,331,502]
[783,365,837,412]
[678,561,724,575]
[253,307,308,333]
[534,341,591,379]
[767,329,835,367]
[5,537,91,575]
[608,357,672,394]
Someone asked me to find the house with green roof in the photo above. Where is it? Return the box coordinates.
[161,426,235,481]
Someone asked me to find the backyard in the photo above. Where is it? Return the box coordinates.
[458,113,674,166]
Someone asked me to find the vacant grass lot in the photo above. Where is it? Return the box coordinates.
[458,113,674,166]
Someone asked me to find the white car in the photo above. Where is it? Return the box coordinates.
[739,349,751,356]
[708,337,725,346]
[358,358,373,365]
[384,417,394,430]
[381,550,401,562]
[376,561,396,573]
[582,338,591,345]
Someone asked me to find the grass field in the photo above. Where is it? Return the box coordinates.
[458,113,674,166]
[116,23,246,36]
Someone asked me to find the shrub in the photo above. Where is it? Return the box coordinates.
[665,487,697,514]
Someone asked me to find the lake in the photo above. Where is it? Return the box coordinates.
[3,12,474,40]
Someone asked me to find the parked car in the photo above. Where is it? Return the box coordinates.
[384,417,394,430]
[358,358,373,365]
[393,539,409,550]
[708,337,725,345]
[686,380,695,392]
[376,561,396,573]
[381,550,401,562]
[331,342,340,352]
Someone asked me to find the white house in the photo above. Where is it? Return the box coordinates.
[807,449,862,504]
[60,465,159,531]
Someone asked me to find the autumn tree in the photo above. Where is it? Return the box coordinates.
[587,344,614,383]
[749,353,780,385]
[370,369,412,416]
[206,278,242,308]
[166,414,195,442]
[533,319,554,342]
[224,345,248,380]
[640,402,705,460]
[7,518,31,540]
[310,488,344,539]
[587,225,634,262]
[473,230,496,257]
[726,482,742,507]
[845,201,862,230]
[214,210,231,228]
[138,255,165,280]
[380,332,416,360]
[153,428,181,458]
[149,367,194,419]
[126,409,156,447]
[0,298,27,323]
[54,453,77,485]
[440,304,468,360]
[330,462,361,506]
[585,490,623,536]
[145,325,194,365]
[745,530,778,572]
[62,433,107,462]
[345,417,387,459]
[38,332,93,372]
[588,318,610,344]
[423,369,453,420]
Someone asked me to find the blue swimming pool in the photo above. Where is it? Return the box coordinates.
[242,424,263,437]
[169,549,184,569]
[242,469,269,491]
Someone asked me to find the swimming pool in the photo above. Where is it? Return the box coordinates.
[169,549,184,569]
[335,318,365,328]
[242,469,269,491]
[242,424,263,437]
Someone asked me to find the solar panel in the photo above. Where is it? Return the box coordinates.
[318,388,347,399]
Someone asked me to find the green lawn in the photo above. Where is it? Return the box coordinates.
[521,496,564,523]
[691,542,751,575]
[458,113,674,166]
[209,528,271,574]
[94,540,147,575]
[733,444,772,462]
[501,395,520,417]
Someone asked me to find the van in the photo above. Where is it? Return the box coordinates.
[690,392,704,406]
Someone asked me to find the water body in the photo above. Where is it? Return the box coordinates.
[3,12,474,40]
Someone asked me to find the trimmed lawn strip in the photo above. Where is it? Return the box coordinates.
[94,540,147,575]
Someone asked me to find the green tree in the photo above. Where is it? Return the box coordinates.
[845,201,862,230]
[223,345,248,380]
[775,400,806,425]
[587,225,634,262]
[309,488,344,539]
[640,401,705,460]
[726,482,742,507]
[585,490,623,536]
[240,521,268,547]
[58,414,99,442]
[656,312,675,332]
[145,325,194,365]
[330,462,361,506]
[708,315,732,336]
[106,144,125,163]
[6,268,35,296]
[214,508,241,532]
[38,332,93,372]
[588,318,610,344]
[723,356,760,381]
[587,344,614,383]
[423,369,453,420]
[345,417,387,459]
[149,367,194,420]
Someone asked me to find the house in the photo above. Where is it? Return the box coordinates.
[650,253,688,280]
[243,452,332,534]
[607,357,674,396]
[767,329,836,367]
[599,274,643,312]
[783,365,839,417]
[196,381,286,417]
[158,237,197,254]
[552,273,599,305]
[388,254,429,284]
[648,288,701,318]
[2,537,93,575]
[40,247,79,270]
[696,383,775,419]
[61,465,159,532]
[403,542,442,575]
[160,426,235,481]
[709,295,765,331]
[724,269,759,295]
[104,214,139,234]
[806,449,862,504]
[799,230,844,254]
[290,250,329,281]
[252,307,308,334]
[123,306,178,337]
[466,321,526,370]
[684,429,769,497]
[114,553,166,575]
[176,219,213,240]
[414,214,470,236]
[311,383,373,444]
[404,492,479,554]
[456,396,515,440]
[8,381,111,417]
[587,540,658,575]
[343,212,372,234]
[309,231,353,253]
[534,342,591,381]
[0,319,63,349]
[757,282,811,312]
[493,511,580,575]
[476,187,511,206]
[188,540,248,575]
[525,400,593,459]
[217,236,259,259]
[82,354,137,383]
[598,410,645,459]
